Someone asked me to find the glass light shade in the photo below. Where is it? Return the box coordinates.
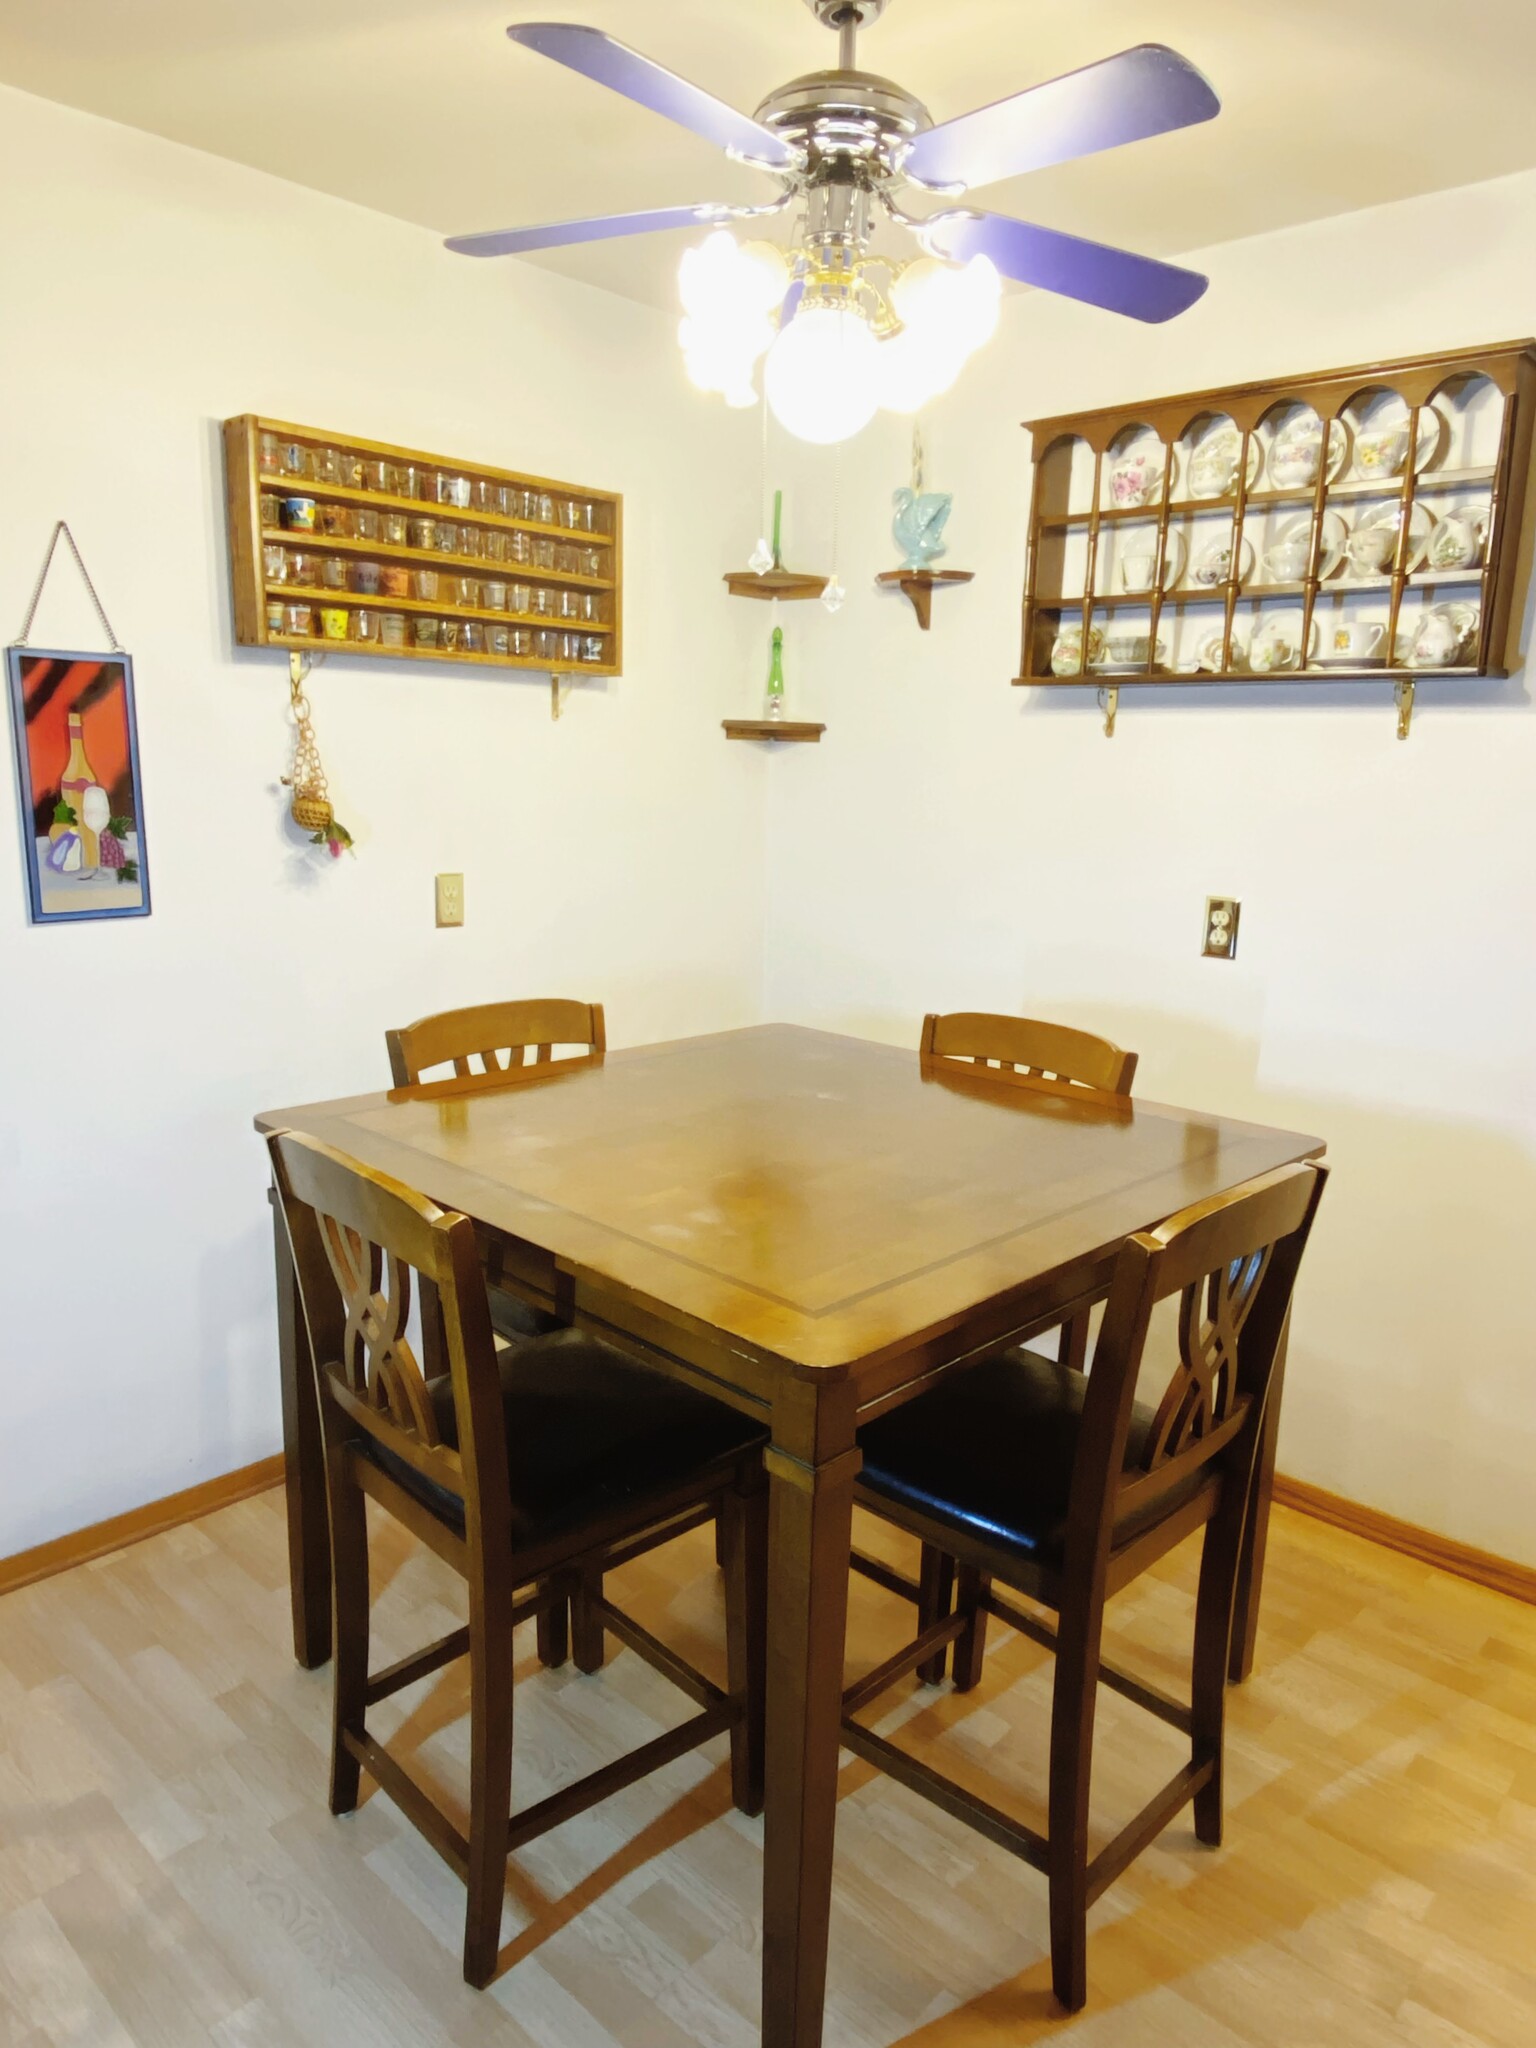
[679,312,774,396]
[679,230,754,321]
[874,326,965,414]
[892,254,1000,356]
[736,238,791,312]
[764,305,879,445]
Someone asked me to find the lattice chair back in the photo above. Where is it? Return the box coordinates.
[387,998,605,1087]
[920,1010,1137,1103]
[1074,1162,1326,1544]
[267,1129,509,1544]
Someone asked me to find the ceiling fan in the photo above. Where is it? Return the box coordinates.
[447,2,1219,441]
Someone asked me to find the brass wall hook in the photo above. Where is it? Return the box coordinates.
[1097,684,1119,739]
[1395,677,1415,740]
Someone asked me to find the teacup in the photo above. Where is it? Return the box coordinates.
[1327,621,1385,662]
[1106,633,1164,667]
[1347,526,1396,576]
[1354,425,1408,478]
[1109,453,1161,508]
[1120,550,1157,593]
[1265,539,1309,583]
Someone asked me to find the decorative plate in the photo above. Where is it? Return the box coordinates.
[1268,411,1351,491]
[1116,525,1187,593]
[1191,533,1255,588]
[1248,609,1318,672]
[1195,625,1247,673]
[1184,422,1260,501]
[1262,510,1347,585]
[1349,500,1436,576]
[1425,504,1487,572]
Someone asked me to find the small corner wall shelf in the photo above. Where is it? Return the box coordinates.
[224,414,623,678]
[877,567,974,630]
[722,719,825,743]
[1015,339,1536,737]
[723,568,830,601]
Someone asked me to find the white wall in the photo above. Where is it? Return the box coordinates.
[0,86,770,1554]
[4,81,1532,1571]
[764,170,1536,1566]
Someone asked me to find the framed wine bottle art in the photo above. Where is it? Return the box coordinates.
[6,645,151,924]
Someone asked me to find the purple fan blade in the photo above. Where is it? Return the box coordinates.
[508,23,796,168]
[446,203,729,257]
[926,211,1207,324]
[905,44,1218,191]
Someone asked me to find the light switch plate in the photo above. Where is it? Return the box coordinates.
[1202,896,1239,959]
[435,873,464,927]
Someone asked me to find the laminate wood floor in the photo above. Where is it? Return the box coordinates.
[1,1490,1531,2047]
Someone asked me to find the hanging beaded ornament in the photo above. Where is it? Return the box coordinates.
[281,656,354,855]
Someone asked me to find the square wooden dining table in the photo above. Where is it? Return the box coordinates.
[256,1023,1323,2047]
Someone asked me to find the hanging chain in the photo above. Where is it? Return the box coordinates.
[15,521,123,650]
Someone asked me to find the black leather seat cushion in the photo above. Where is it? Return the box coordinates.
[858,1347,1204,1573]
[365,1329,765,1549]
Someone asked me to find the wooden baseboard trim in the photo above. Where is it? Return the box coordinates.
[1274,1472,1536,1605]
[0,1454,286,1599]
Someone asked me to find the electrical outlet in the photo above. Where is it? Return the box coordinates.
[435,873,464,928]
[1202,897,1239,960]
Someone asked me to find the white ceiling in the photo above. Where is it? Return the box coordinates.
[4,0,1536,309]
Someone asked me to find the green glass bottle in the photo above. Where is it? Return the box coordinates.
[764,623,785,721]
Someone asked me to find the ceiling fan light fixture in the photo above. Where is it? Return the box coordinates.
[764,302,880,444]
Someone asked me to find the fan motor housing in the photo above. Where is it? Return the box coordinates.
[754,69,931,182]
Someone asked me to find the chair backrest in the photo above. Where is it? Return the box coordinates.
[267,1128,509,1545]
[920,1011,1138,1102]
[386,998,606,1088]
[1071,1162,1327,1554]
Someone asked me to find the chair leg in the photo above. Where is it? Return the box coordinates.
[462,1572,515,1988]
[1046,1576,1107,2012]
[570,1563,606,1673]
[536,1577,569,1668]
[714,1513,727,1569]
[916,1544,956,1684]
[722,1477,768,1816]
[1192,1474,1253,1846]
[325,1454,370,1817]
[951,1563,990,1693]
[1057,1313,1090,1372]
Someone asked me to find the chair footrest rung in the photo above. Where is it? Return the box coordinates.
[841,1614,966,1716]
[345,1728,470,1880]
[506,1703,733,1854]
[589,1595,729,1713]
[365,1626,471,1705]
[839,1718,1049,1875]
[982,1589,1192,1734]
[849,1548,923,1603]
[1086,1758,1213,1904]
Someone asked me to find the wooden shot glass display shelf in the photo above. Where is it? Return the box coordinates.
[224,414,622,678]
[1016,339,1536,736]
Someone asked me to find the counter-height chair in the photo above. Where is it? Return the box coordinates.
[385,999,605,1345]
[845,1163,1325,2011]
[268,1129,767,1988]
[878,1011,1139,1679]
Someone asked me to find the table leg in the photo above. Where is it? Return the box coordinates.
[271,1184,332,1669]
[761,1418,860,2048]
[1229,1309,1290,1683]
